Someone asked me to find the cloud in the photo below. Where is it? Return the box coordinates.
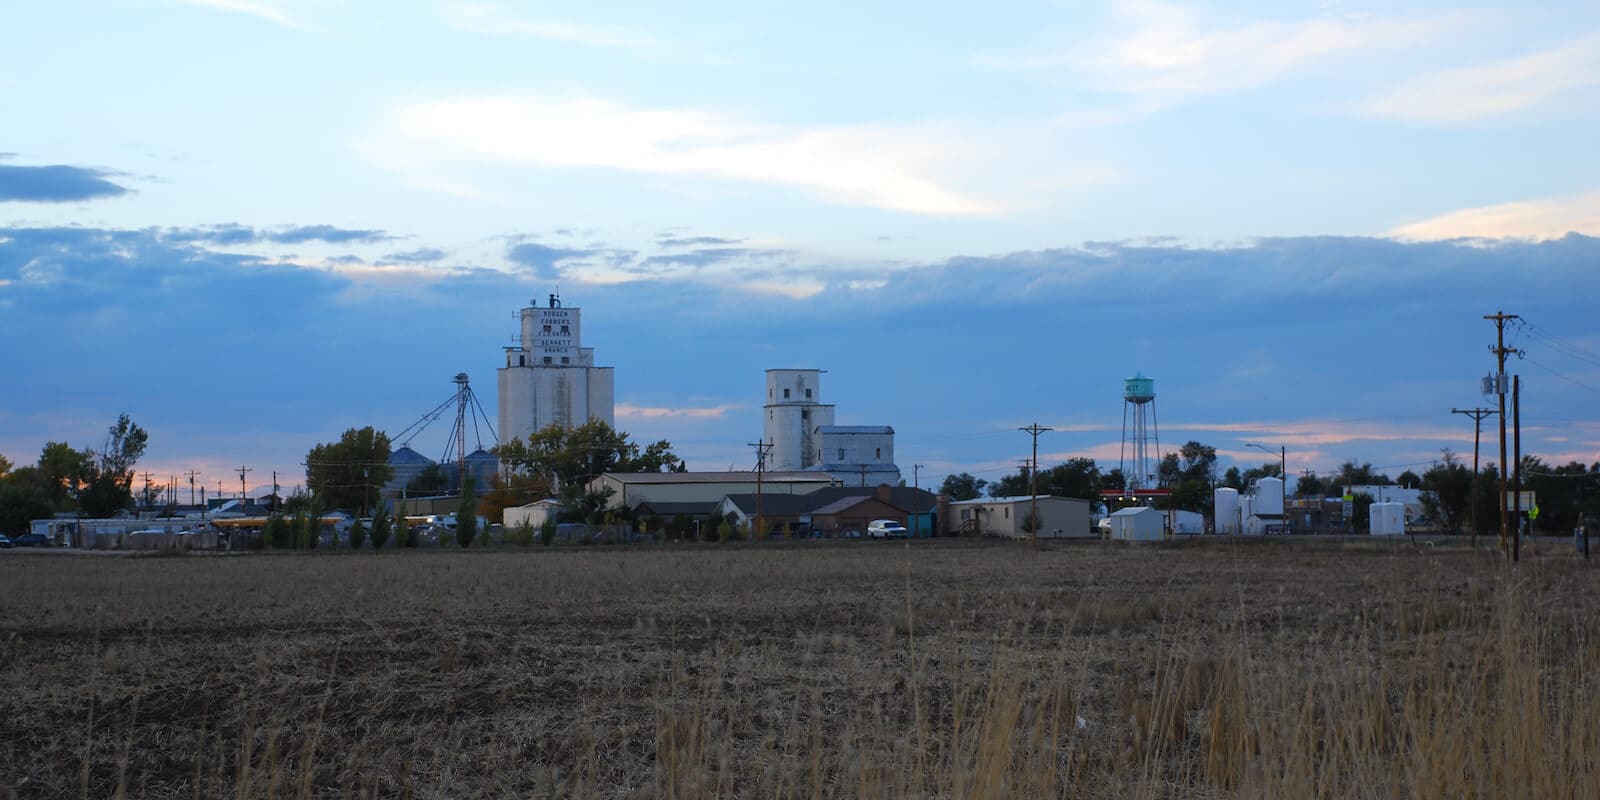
[616,403,742,420]
[363,95,999,215]
[1389,193,1600,241]
[384,247,447,263]
[0,164,129,202]
[163,224,394,245]
[656,235,743,248]
[1364,33,1600,124]
[980,1,1452,103]
[505,242,596,280]
[639,247,789,269]
[179,0,307,30]
[441,2,654,49]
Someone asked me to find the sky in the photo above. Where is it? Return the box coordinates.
[3,0,1600,499]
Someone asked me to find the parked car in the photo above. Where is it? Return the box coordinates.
[867,519,909,539]
[0,534,13,549]
[12,532,52,547]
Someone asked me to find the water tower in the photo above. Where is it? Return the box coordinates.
[1120,373,1160,490]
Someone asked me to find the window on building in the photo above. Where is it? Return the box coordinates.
[561,324,570,333]
[1005,508,1010,518]
[561,356,570,364]
[543,356,552,365]
[518,355,525,366]
[784,388,790,399]
[805,388,812,398]
[542,324,551,333]
[838,448,845,460]
[875,447,881,459]
[801,409,808,420]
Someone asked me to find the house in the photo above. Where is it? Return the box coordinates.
[587,471,838,512]
[1107,506,1165,541]
[716,485,938,537]
[502,498,564,529]
[945,496,1093,538]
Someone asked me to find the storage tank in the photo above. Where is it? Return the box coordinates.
[1256,477,1284,516]
[1370,502,1405,536]
[1214,488,1240,534]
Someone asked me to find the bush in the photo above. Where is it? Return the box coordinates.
[716,520,732,543]
[458,482,478,548]
[509,520,535,547]
[370,506,392,551]
[540,518,557,546]
[349,517,366,551]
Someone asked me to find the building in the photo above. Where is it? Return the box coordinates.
[497,293,615,444]
[502,498,565,529]
[716,485,937,537]
[764,369,834,470]
[1107,506,1166,541]
[945,495,1093,538]
[762,368,901,486]
[587,471,839,512]
[808,426,900,487]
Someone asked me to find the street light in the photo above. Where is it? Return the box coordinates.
[1245,442,1287,532]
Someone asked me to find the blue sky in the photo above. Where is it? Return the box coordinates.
[3,0,1599,496]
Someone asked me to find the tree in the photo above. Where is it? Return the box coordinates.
[1158,441,1217,514]
[479,471,554,528]
[406,464,450,496]
[991,458,1101,500]
[1396,470,1423,490]
[38,441,93,511]
[395,512,415,548]
[0,451,11,480]
[494,420,682,492]
[78,414,149,518]
[1350,492,1375,533]
[370,503,392,550]
[349,516,367,550]
[306,426,393,514]
[1420,450,1473,534]
[457,480,478,547]
[940,472,987,501]
[1221,466,1243,490]
[1296,473,1326,498]
[0,471,52,536]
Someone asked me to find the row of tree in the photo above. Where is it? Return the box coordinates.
[0,414,149,534]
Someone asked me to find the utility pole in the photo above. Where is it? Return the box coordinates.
[184,470,200,508]
[272,471,280,513]
[1513,375,1522,562]
[237,466,252,512]
[142,471,154,512]
[1019,423,1052,543]
[747,440,772,540]
[1485,310,1519,555]
[913,464,924,538]
[1452,407,1496,547]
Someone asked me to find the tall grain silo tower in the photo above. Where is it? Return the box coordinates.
[1120,373,1161,490]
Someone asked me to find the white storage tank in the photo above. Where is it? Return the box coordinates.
[1255,477,1284,516]
[1214,488,1240,534]
[1370,502,1406,536]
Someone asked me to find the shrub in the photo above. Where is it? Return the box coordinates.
[508,520,535,547]
[370,505,392,551]
[540,518,557,547]
[349,517,366,551]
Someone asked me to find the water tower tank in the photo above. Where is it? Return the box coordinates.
[1124,373,1155,405]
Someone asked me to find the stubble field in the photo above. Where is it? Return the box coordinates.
[2,538,1598,799]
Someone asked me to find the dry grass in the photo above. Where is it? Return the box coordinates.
[1,538,1596,798]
